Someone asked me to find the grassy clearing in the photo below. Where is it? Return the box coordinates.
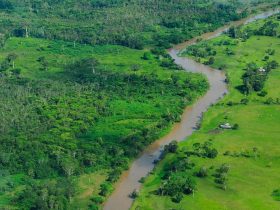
[132,15,280,210]
[0,37,191,80]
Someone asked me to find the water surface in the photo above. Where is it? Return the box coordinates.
[103,8,279,210]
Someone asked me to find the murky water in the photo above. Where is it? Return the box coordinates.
[103,8,279,210]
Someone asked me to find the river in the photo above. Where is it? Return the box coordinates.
[103,8,280,210]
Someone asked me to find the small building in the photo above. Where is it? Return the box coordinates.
[258,67,266,73]
[220,123,232,129]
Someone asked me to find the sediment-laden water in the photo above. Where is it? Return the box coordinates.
[103,8,279,210]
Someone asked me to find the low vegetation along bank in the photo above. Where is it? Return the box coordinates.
[132,14,280,210]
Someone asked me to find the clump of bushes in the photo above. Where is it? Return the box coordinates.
[164,141,178,154]
[196,166,208,178]
[214,164,230,190]
[157,172,196,203]
[272,189,280,201]
[242,61,278,95]
[223,147,259,158]
[258,90,268,97]
[129,189,139,199]
[186,140,218,159]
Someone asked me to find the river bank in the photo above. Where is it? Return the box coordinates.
[103,8,280,210]
[131,10,280,210]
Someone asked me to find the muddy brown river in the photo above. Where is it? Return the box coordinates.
[103,9,280,210]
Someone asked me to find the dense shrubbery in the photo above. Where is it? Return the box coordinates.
[158,172,196,201]
[242,60,278,94]
[158,156,197,203]
[0,70,206,175]
[14,179,75,210]
[214,164,230,190]
[186,140,218,158]
[155,139,221,202]
[226,18,280,41]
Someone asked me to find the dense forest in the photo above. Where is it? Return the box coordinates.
[0,0,266,49]
[0,0,278,209]
[0,36,208,209]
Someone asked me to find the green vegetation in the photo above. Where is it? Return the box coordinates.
[132,14,280,210]
[0,0,267,49]
[0,0,278,209]
[0,36,207,209]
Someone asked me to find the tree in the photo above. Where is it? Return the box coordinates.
[37,56,49,71]
[232,123,239,130]
[99,182,113,196]
[130,64,140,71]
[171,74,179,85]
[196,166,208,177]
[142,52,152,60]
[60,157,77,177]
[215,172,228,190]
[164,140,178,153]
[205,148,218,158]
[159,172,196,197]
[65,58,99,81]
[0,0,13,10]
[7,53,17,69]
[11,67,20,74]
[217,164,230,174]
[172,193,183,203]
[129,189,138,199]
[208,56,215,65]
[215,164,230,190]
[228,26,237,38]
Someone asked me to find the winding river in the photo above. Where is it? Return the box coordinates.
[103,9,280,210]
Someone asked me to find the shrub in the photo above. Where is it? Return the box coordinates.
[65,58,99,81]
[272,189,280,201]
[196,166,208,177]
[164,141,178,153]
[11,68,21,76]
[223,151,231,156]
[158,173,196,197]
[227,101,234,106]
[142,52,153,60]
[265,97,274,105]
[130,64,140,71]
[215,173,227,184]
[172,193,183,203]
[139,177,145,183]
[90,196,104,204]
[204,56,215,65]
[240,98,249,105]
[232,123,239,130]
[205,148,218,158]
[130,189,138,199]
[258,90,267,97]
[99,182,113,196]
[262,55,269,61]
[88,204,99,210]
[217,164,230,174]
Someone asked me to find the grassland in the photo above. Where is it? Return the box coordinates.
[132,15,280,210]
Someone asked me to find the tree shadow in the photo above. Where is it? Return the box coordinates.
[235,85,246,94]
